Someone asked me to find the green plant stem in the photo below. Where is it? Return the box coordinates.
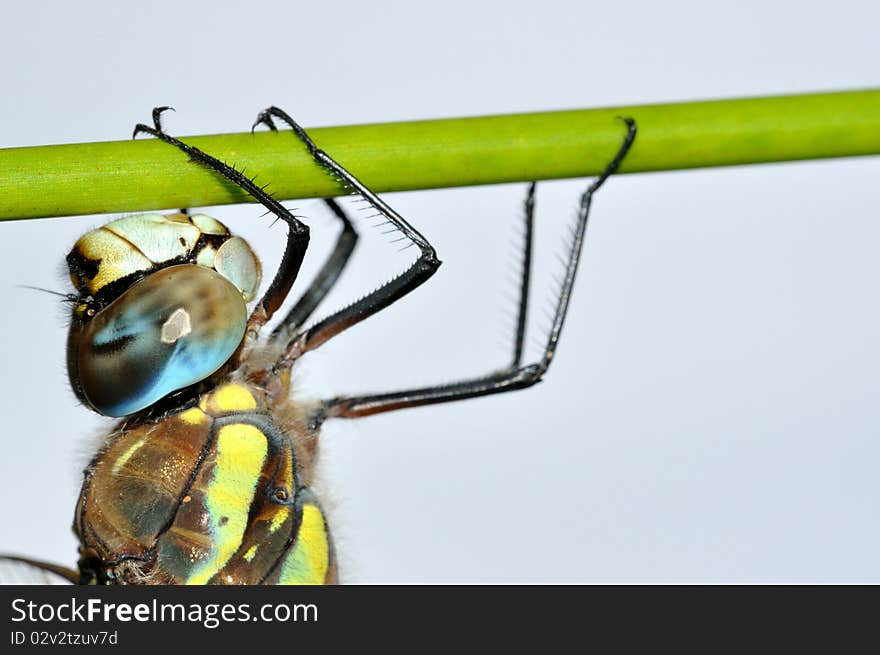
[1,89,879,221]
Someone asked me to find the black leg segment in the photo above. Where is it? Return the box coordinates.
[271,199,358,339]
[252,106,441,368]
[312,118,637,424]
[253,107,361,336]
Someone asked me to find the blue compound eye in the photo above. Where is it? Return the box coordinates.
[72,265,248,417]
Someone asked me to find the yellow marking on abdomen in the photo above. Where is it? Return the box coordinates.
[184,423,267,585]
[276,504,330,585]
[269,507,289,535]
[111,437,147,474]
[243,545,258,562]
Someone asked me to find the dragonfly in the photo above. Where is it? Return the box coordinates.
[0,106,636,584]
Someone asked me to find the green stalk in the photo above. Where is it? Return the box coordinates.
[1,89,878,221]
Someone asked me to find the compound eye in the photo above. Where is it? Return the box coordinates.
[73,265,247,417]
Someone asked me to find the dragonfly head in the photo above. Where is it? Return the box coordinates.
[65,212,262,417]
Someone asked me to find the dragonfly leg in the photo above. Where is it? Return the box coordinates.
[309,118,637,427]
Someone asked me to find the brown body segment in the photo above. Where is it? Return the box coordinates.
[75,411,211,563]
[75,383,336,585]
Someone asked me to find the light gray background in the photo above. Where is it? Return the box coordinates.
[0,1,877,583]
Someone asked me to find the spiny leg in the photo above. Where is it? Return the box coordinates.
[254,109,360,337]
[312,183,538,422]
[252,106,441,368]
[133,106,310,339]
[271,198,358,338]
[512,182,535,369]
[311,118,636,425]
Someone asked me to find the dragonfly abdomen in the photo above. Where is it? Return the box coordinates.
[75,382,335,585]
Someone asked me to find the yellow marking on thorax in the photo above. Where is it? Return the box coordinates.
[199,383,258,415]
[111,437,147,475]
[185,423,267,585]
[276,504,330,585]
[243,545,258,562]
[178,407,208,425]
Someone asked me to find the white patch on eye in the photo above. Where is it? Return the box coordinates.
[161,307,192,344]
